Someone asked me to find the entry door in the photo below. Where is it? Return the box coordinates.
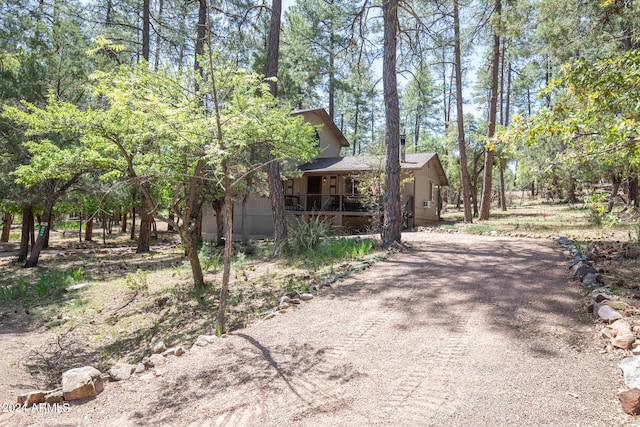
[307,176,322,210]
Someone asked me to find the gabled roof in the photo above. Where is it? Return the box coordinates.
[299,153,449,186]
[290,108,349,148]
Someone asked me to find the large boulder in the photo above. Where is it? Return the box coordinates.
[62,366,104,401]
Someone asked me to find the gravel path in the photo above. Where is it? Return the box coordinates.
[2,232,633,426]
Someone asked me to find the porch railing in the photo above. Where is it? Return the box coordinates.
[284,195,366,212]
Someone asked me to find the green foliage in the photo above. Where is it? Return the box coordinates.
[466,224,496,234]
[0,268,83,301]
[125,270,149,293]
[582,190,619,228]
[198,242,222,273]
[288,216,333,254]
[288,216,379,270]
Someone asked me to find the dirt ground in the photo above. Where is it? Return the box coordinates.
[0,232,635,426]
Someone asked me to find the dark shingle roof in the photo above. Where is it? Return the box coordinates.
[298,153,448,185]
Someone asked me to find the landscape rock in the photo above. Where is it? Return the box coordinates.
[618,388,640,415]
[152,339,167,354]
[144,354,165,368]
[65,283,90,292]
[17,390,48,407]
[108,363,136,381]
[605,300,629,311]
[193,334,217,347]
[582,273,601,289]
[612,330,636,350]
[62,366,104,401]
[26,391,46,407]
[620,356,640,389]
[300,293,314,301]
[44,389,64,404]
[574,263,598,280]
[593,293,613,303]
[174,346,185,356]
[135,363,146,374]
[598,305,623,322]
[570,254,588,266]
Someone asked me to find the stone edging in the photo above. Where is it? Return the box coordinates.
[553,235,640,416]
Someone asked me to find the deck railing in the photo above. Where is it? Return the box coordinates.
[284,194,366,212]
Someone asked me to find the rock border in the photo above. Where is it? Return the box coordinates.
[553,235,640,417]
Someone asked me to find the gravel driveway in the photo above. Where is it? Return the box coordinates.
[4,232,633,426]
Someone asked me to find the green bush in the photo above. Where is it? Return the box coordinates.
[288,215,333,254]
[0,268,83,301]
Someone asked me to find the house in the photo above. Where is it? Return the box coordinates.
[201,108,448,240]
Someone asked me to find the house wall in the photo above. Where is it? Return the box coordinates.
[302,114,344,158]
[202,197,274,241]
[413,160,441,224]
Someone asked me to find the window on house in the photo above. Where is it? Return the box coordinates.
[285,179,294,195]
[429,182,434,201]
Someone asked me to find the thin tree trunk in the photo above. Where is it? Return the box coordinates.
[607,175,622,213]
[142,0,150,61]
[629,176,639,208]
[381,0,401,249]
[454,0,473,223]
[1,212,12,242]
[85,215,94,241]
[499,157,507,211]
[216,164,233,334]
[121,211,127,233]
[18,204,32,262]
[478,0,501,221]
[23,198,55,268]
[212,200,224,246]
[136,182,152,253]
[154,0,164,70]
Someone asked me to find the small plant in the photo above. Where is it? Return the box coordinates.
[126,270,149,293]
[288,215,333,254]
[199,242,222,272]
[0,269,83,301]
[466,224,495,234]
[584,190,608,226]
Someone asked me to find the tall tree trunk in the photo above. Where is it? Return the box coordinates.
[154,0,164,70]
[121,211,127,233]
[18,204,32,262]
[454,0,473,223]
[328,0,335,119]
[85,215,94,241]
[629,176,639,208]
[265,0,288,256]
[499,157,507,211]
[216,164,233,334]
[136,182,152,253]
[478,0,501,221]
[194,0,206,86]
[1,212,12,242]
[212,199,224,246]
[142,0,150,61]
[381,0,401,249]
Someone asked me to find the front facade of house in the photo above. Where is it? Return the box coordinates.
[201,108,448,240]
